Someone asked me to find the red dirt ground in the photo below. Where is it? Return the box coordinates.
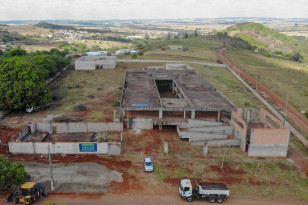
[208,164,246,185]
[218,48,308,136]
[0,125,20,154]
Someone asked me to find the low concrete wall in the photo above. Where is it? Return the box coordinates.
[188,134,228,142]
[9,142,121,155]
[248,144,288,158]
[191,139,240,146]
[35,122,123,134]
[127,119,153,130]
[188,126,234,135]
[188,119,222,128]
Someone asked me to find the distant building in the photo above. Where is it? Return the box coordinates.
[85,51,106,56]
[75,56,117,70]
[166,45,188,51]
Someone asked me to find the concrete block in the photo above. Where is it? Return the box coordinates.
[128,119,153,130]
[203,143,208,155]
[108,143,121,155]
[0,110,9,119]
[51,122,69,134]
[164,142,168,154]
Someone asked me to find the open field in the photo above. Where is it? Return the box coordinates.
[121,38,223,62]
[223,49,308,114]
[5,25,50,36]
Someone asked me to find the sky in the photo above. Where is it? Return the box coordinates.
[0,0,307,20]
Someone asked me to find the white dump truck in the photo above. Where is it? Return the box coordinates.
[179,178,230,203]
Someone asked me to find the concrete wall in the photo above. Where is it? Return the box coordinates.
[127,119,153,130]
[35,122,123,134]
[9,142,121,155]
[188,119,222,128]
[259,108,284,128]
[188,126,234,135]
[231,109,247,152]
[248,144,288,158]
[188,134,228,142]
[191,139,240,146]
[248,127,290,158]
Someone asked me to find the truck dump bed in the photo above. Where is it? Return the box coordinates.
[199,182,228,190]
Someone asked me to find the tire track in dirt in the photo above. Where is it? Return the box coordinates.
[217,48,308,135]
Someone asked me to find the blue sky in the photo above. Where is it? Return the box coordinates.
[0,0,307,20]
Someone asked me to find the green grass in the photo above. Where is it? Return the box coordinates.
[224,49,308,113]
[191,64,263,108]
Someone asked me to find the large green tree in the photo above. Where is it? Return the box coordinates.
[0,59,52,109]
[0,155,29,191]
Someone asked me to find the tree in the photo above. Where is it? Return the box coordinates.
[0,155,29,191]
[0,59,52,110]
[290,52,303,62]
[9,48,26,57]
[193,29,198,37]
[183,33,188,39]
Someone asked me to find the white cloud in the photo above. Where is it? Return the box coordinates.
[0,0,307,20]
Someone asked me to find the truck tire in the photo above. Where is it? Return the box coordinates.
[186,197,193,202]
[208,196,216,203]
[217,196,224,203]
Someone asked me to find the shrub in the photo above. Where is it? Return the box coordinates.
[264,52,272,57]
[138,51,144,56]
[131,53,137,59]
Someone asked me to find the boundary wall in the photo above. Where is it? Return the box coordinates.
[9,142,121,155]
[31,122,123,134]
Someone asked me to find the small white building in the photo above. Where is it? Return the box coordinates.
[75,56,117,70]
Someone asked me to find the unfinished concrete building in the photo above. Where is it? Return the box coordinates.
[232,108,290,158]
[75,56,117,70]
[120,68,236,129]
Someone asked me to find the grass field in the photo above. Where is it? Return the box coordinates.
[191,64,263,108]
[121,38,223,62]
[224,49,308,113]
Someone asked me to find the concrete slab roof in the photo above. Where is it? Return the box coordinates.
[121,70,236,111]
[121,71,161,109]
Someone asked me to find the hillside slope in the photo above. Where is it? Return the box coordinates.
[223,22,297,52]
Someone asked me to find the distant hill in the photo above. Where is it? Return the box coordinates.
[34,22,76,30]
[222,22,298,52]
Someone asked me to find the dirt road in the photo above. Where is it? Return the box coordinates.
[217,48,308,135]
[0,193,302,205]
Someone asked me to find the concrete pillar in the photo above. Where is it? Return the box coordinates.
[114,110,116,122]
[105,123,108,136]
[175,87,178,97]
[247,109,250,123]
[244,108,247,121]
[191,110,195,119]
[122,110,126,118]
[159,124,162,131]
[251,108,256,122]
[164,141,168,154]
[217,110,221,122]
[184,111,186,119]
[203,143,208,155]
[159,109,163,119]
[121,132,123,142]
[172,81,175,93]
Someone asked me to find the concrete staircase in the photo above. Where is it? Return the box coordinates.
[177,119,240,146]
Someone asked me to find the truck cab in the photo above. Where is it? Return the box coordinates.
[179,179,193,202]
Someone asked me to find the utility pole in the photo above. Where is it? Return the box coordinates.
[221,149,226,170]
[48,145,54,191]
[286,94,288,117]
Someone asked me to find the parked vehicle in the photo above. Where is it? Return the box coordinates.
[5,182,47,204]
[179,178,229,203]
[144,158,154,172]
